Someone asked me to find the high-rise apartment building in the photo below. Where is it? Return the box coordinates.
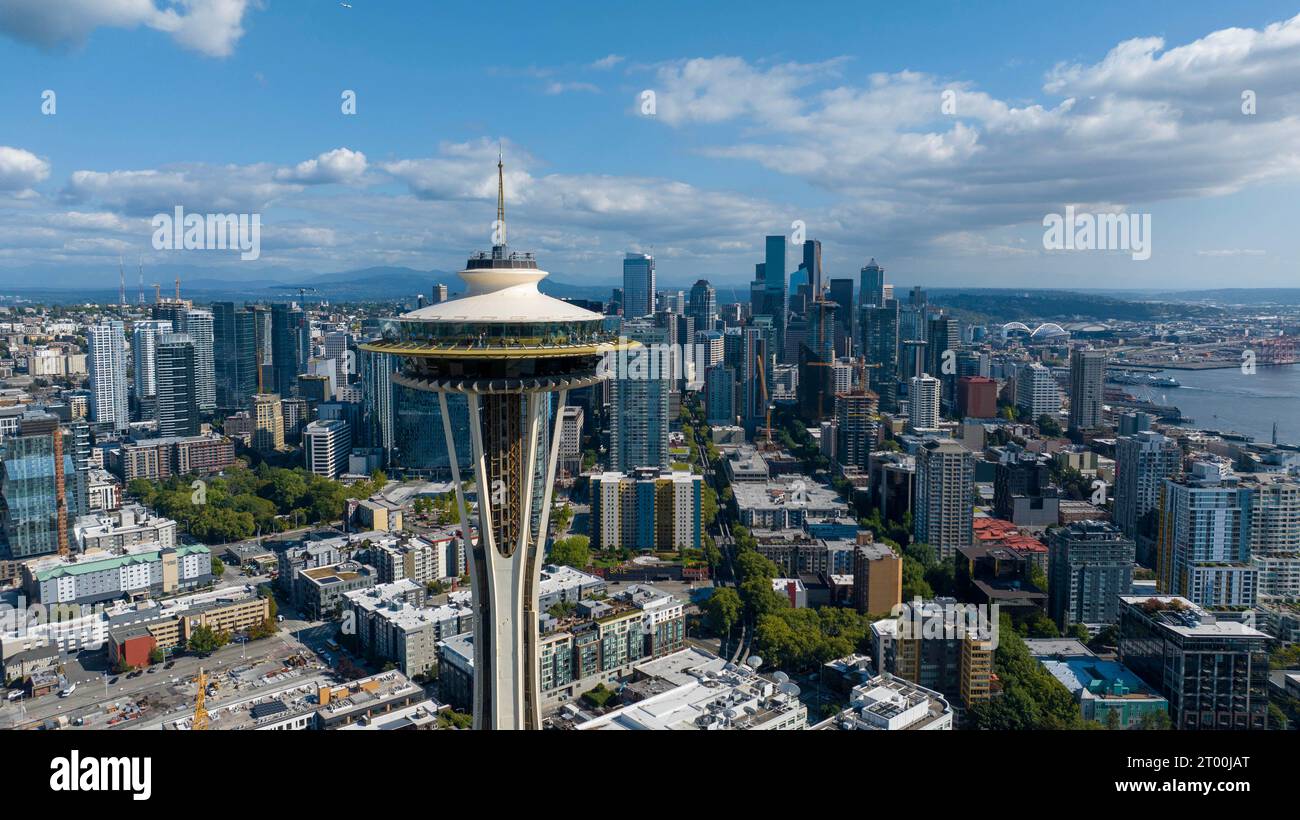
[609,320,669,472]
[908,375,941,431]
[1048,521,1135,630]
[1238,474,1300,600]
[1115,430,1182,539]
[86,320,129,431]
[155,332,200,438]
[250,394,285,452]
[1015,362,1060,419]
[131,319,173,404]
[835,389,879,471]
[1068,348,1106,432]
[181,308,216,411]
[914,439,974,560]
[1156,465,1257,608]
[590,469,702,552]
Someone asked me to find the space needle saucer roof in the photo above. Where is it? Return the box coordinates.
[361,160,634,363]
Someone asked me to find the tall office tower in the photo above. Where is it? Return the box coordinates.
[176,308,216,411]
[908,286,927,308]
[212,303,258,409]
[431,283,448,304]
[914,439,974,560]
[250,393,285,452]
[796,299,837,422]
[131,319,172,411]
[704,365,736,426]
[827,278,854,356]
[925,316,959,376]
[687,279,717,331]
[390,381,470,477]
[861,301,900,412]
[359,162,628,729]
[1047,521,1135,630]
[762,234,788,354]
[86,320,129,431]
[1015,362,1060,419]
[859,258,885,309]
[155,332,200,438]
[801,238,823,298]
[271,303,310,398]
[740,324,772,430]
[1237,475,1300,600]
[359,345,395,454]
[1118,595,1270,730]
[323,331,352,395]
[1068,348,1106,433]
[834,389,879,471]
[957,376,997,419]
[0,413,70,559]
[251,304,272,383]
[1156,465,1256,608]
[622,252,655,319]
[908,375,941,431]
[1115,430,1182,539]
[303,419,351,478]
[610,320,670,471]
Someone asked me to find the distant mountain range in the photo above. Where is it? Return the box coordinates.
[0,264,615,304]
[3,263,1299,310]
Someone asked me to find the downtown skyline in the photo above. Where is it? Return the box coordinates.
[2,1,1300,290]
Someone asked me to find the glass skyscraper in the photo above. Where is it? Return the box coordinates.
[621,252,655,319]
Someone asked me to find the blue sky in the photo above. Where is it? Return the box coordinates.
[1,0,1299,290]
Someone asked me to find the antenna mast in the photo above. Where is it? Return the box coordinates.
[496,149,506,248]
[137,258,145,305]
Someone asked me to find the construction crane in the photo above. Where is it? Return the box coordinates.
[191,667,209,730]
[152,283,162,303]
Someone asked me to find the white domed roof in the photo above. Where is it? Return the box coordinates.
[400,263,601,324]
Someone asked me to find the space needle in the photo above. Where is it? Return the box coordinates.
[362,159,632,729]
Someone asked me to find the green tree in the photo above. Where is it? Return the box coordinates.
[210,555,226,578]
[705,587,742,638]
[549,535,591,568]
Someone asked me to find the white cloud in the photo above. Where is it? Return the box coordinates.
[591,54,624,70]
[0,0,256,57]
[0,146,51,190]
[274,148,368,185]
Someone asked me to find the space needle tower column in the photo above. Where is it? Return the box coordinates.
[362,160,632,729]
